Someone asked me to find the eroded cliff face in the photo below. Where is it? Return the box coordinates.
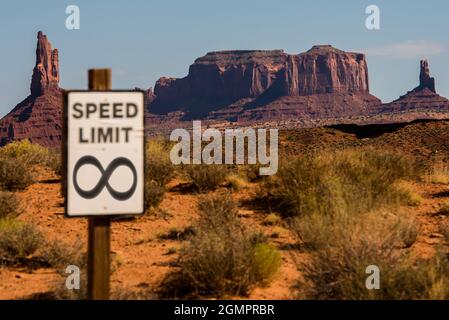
[149,45,377,118]
[151,50,287,116]
[30,31,60,97]
[287,45,370,95]
[0,32,63,147]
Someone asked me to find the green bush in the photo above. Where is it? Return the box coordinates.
[0,140,62,175]
[146,139,175,186]
[41,238,85,269]
[0,191,22,219]
[46,149,62,176]
[184,164,228,192]
[0,219,44,262]
[0,140,49,167]
[252,243,281,282]
[145,139,175,210]
[0,156,34,191]
[145,180,166,210]
[259,149,417,218]
[291,209,437,299]
[162,193,280,298]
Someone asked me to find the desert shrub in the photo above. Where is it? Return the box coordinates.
[0,156,34,191]
[146,139,175,186]
[259,149,417,218]
[425,159,449,184]
[300,245,449,299]
[225,173,248,190]
[391,181,423,206]
[144,139,175,210]
[252,243,281,283]
[244,163,264,182]
[0,219,44,262]
[0,140,49,167]
[0,140,62,175]
[291,210,435,299]
[145,180,166,210]
[48,243,128,300]
[291,209,418,250]
[184,164,228,192]
[0,191,22,219]
[163,193,280,297]
[40,238,85,269]
[46,149,62,176]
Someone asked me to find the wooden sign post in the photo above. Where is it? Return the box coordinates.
[64,69,145,300]
[88,69,112,300]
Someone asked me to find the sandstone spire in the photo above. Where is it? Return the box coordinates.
[418,59,436,93]
[30,31,60,96]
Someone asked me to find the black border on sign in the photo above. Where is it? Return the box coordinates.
[63,90,147,218]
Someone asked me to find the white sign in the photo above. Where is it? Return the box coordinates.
[65,91,145,216]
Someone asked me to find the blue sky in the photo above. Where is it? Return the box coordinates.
[0,0,448,117]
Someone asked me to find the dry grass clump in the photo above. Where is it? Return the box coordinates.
[184,164,229,192]
[392,181,423,206]
[425,159,449,184]
[0,140,61,175]
[0,216,84,271]
[225,173,249,190]
[40,238,85,269]
[259,149,417,218]
[145,139,175,210]
[0,156,34,191]
[291,209,449,299]
[46,149,62,176]
[0,219,44,263]
[0,191,22,219]
[162,193,280,298]
[0,140,50,167]
[0,140,64,190]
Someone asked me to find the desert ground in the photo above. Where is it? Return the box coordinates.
[1,120,449,300]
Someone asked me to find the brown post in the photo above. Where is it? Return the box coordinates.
[87,69,112,300]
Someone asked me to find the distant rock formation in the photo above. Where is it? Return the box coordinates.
[0,32,63,147]
[382,60,449,113]
[1,33,449,147]
[30,31,60,96]
[149,45,379,119]
[415,59,436,93]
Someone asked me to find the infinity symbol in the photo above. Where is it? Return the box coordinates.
[73,156,137,201]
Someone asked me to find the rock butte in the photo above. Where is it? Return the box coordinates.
[149,45,379,119]
[0,31,63,147]
[1,32,449,147]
